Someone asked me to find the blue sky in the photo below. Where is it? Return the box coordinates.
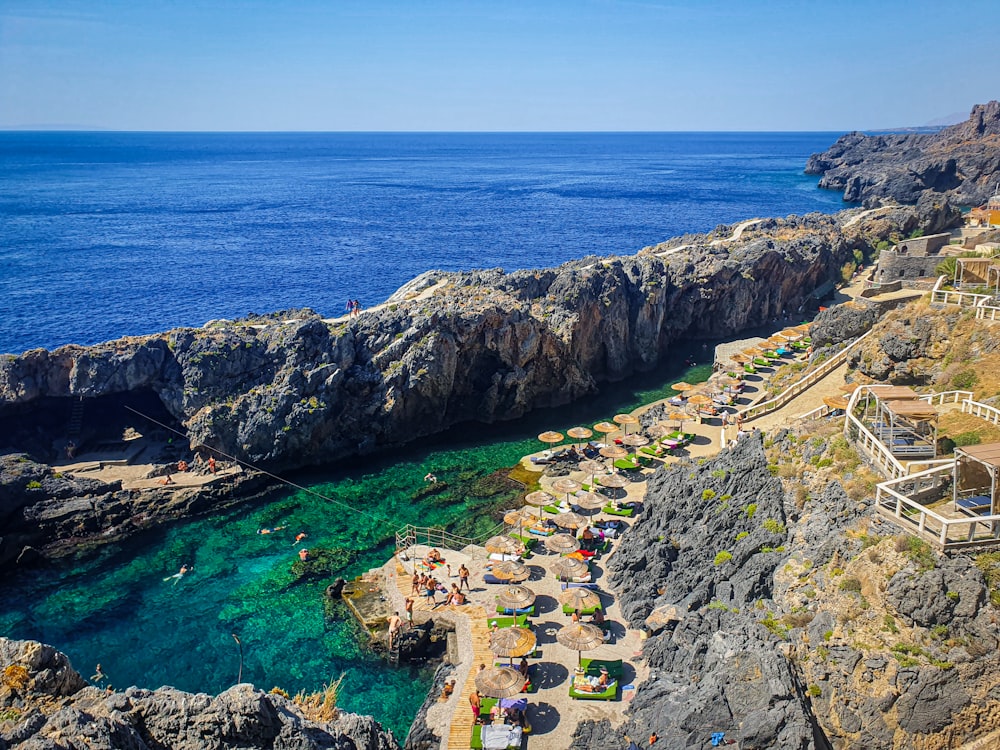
[1,0,997,131]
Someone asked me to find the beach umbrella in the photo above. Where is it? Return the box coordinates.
[743,347,764,357]
[599,445,628,460]
[566,426,593,449]
[524,490,553,507]
[688,394,712,407]
[729,353,749,364]
[490,626,536,665]
[572,491,605,511]
[646,423,672,439]
[495,584,536,612]
[485,534,524,556]
[556,623,606,665]
[621,433,648,450]
[778,329,802,341]
[667,410,688,430]
[593,421,618,439]
[538,431,564,449]
[553,511,587,530]
[492,560,530,583]
[550,477,582,500]
[598,473,629,489]
[671,381,694,392]
[505,507,537,526]
[475,666,526,698]
[577,458,606,487]
[823,395,849,411]
[545,533,581,554]
[552,556,590,580]
[559,587,602,612]
[613,413,639,435]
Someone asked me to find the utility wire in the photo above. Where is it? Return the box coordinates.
[123,405,400,532]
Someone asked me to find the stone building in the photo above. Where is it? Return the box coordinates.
[874,232,951,285]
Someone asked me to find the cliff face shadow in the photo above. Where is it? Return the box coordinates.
[531,663,569,692]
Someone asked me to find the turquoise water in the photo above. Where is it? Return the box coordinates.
[0,361,710,737]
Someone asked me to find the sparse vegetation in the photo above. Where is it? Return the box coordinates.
[714,550,733,566]
[292,674,346,723]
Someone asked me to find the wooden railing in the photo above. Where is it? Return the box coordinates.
[395,521,507,556]
[876,464,1000,549]
[740,329,875,422]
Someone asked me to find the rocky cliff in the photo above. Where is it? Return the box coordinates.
[0,637,398,750]
[571,431,1000,750]
[806,101,1000,207]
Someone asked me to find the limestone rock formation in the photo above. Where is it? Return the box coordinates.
[806,101,1000,209]
[0,637,398,750]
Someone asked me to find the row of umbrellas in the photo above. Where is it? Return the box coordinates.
[487,553,592,584]
[537,412,641,449]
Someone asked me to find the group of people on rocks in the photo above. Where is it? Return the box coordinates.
[345,299,363,318]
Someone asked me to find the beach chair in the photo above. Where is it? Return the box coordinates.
[744,363,756,374]
[602,504,634,517]
[496,604,536,616]
[562,603,601,616]
[569,658,623,701]
[487,614,530,629]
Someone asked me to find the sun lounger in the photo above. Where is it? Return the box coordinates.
[613,458,640,471]
[556,572,593,583]
[602,504,634,517]
[560,581,600,590]
[487,614,530,629]
[569,663,619,701]
[483,573,506,584]
[957,495,992,515]
[581,658,623,677]
[496,605,536,616]
[562,604,601,615]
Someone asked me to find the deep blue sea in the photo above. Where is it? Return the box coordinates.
[0,132,847,738]
[0,132,847,355]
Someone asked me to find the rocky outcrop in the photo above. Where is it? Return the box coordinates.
[0,637,398,750]
[806,101,1000,208]
[572,429,1000,749]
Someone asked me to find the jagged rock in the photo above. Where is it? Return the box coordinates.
[806,101,1000,211]
[809,301,880,349]
[886,556,986,628]
[0,637,398,750]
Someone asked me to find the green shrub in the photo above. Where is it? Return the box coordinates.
[953,432,982,447]
[896,536,936,571]
[838,576,862,593]
[823,629,833,642]
[735,531,749,541]
[807,684,822,698]
[946,591,959,601]
[762,518,786,535]
[882,614,899,634]
[931,624,949,639]
[744,503,758,519]
[702,489,717,501]
[26,481,42,489]
[714,550,733,566]
[951,370,978,390]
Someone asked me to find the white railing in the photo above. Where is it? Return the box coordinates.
[876,464,1000,549]
[740,328,876,422]
[919,390,974,406]
[395,521,507,557]
[931,275,992,307]
[963,399,1000,426]
[975,295,1000,321]
[844,385,910,479]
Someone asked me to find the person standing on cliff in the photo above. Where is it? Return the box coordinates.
[208,456,217,474]
[458,563,470,592]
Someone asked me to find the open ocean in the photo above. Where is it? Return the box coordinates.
[1,131,848,737]
[0,131,847,355]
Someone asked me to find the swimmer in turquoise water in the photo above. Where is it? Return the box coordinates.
[163,564,191,584]
[257,525,287,535]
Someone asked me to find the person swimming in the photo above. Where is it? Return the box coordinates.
[257,525,287,535]
[163,564,191,584]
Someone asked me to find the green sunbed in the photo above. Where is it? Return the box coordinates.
[763,350,779,359]
[569,664,619,701]
[581,658,623,677]
[744,363,756,374]
[613,458,640,471]
[562,604,601,615]
[542,504,561,515]
[752,357,770,367]
[602,504,634,517]
[471,724,483,749]
[496,604,536,616]
[487,614,530,629]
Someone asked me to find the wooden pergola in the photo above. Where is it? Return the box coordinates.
[955,257,1000,291]
[954,443,1000,516]
[860,386,938,459]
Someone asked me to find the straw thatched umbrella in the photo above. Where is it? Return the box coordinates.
[551,477,582,503]
[552,556,590,580]
[504,507,537,526]
[485,534,524,556]
[599,445,628,461]
[743,347,764,357]
[688,394,712,407]
[492,560,530,582]
[666,410,689,430]
[671,381,694,392]
[567,426,594,452]
[524,490,553,507]
[495,584,536,612]
[572,491,605,511]
[613,413,639,435]
[593,421,618,440]
[646,423,672,439]
[545,533,581,554]
[729,353,749,364]
[578,458,606,487]
[556,623,605,665]
[475,666,526,698]
[538,430,564,446]
[489,626,537,665]
[621,433,648,451]
[553,511,587,530]
[598,473,629,489]
[779,329,802,341]
[559,587,602,612]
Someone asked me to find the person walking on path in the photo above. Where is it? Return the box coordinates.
[458,563,470,592]
[404,596,414,625]
[470,690,481,724]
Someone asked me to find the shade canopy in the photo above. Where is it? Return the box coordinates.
[558,587,602,610]
[823,396,849,410]
[578,459,606,475]
[545,533,581,553]
[504,507,537,526]
[567,426,593,441]
[742,347,764,357]
[572,491,606,510]
[552,556,590,578]
[666,410,689,423]
[871,385,921,401]
[475,666,527,698]
[593,421,618,434]
[687,394,713,406]
[495,584,536,611]
[671,381,694,391]
[646,423,672,439]
[556,623,606,655]
[884,400,938,420]
[553,511,587,529]
[524,490,554,507]
[551,477,583,495]
[599,445,628,460]
[490,625,537,658]
[538,431,564,444]
[492,560,530,582]
[598,473,629,488]
[613,413,639,426]
[729,353,749,363]
[621,434,648,447]
[485,534,525,556]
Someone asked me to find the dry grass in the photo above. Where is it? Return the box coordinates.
[937,411,1000,450]
[292,674,346,724]
[1,665,30,691]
